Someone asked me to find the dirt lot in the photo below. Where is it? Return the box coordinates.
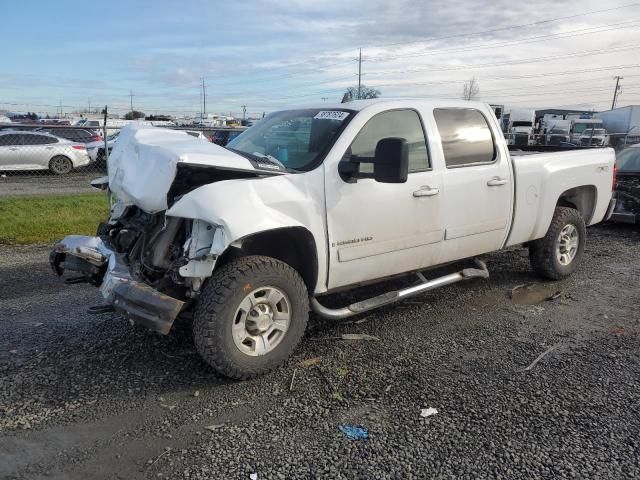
[0,171,98,197]
[1,224,639,479]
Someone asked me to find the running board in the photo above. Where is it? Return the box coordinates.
[311,259,489,320]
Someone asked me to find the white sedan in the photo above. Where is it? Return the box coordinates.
[0,131,90,174]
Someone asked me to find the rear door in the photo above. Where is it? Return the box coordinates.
[325,108,445,289]
[25,134,60,168]
[431,107,513,263]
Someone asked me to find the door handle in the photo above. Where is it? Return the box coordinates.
[487,177,508,187]
[413,186,440,197]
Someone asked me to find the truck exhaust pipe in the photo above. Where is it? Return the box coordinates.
[310,259,489,320]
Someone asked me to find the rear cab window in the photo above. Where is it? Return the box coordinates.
[433,108,496,168]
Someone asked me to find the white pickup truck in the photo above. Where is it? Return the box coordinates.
[51,99,617,379]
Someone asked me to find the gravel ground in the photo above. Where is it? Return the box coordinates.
[0,223,639,479]
[0,170,101,197]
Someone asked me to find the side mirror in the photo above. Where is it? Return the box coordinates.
[373,137,409,183]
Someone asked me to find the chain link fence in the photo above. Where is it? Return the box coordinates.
[0,123,247,197]
[0,120,638,198]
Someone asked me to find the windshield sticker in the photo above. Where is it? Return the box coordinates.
[314,111,350,121]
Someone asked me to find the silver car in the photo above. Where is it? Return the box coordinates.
[0,131,91,174]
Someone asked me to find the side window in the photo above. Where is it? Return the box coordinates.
[349,110,429,173]
[0,134,20,146]
[36,135,57,144]
[433,108,496,168]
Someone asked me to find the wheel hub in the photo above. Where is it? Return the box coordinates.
[232,286,291,357]
[556,224,579,266]
[246,304,274,334]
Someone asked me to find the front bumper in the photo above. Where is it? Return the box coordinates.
[50,235,184,334]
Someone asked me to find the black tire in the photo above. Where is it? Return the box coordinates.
[529,206,586,280]
[193,255,309,379]
[49,155,73,175]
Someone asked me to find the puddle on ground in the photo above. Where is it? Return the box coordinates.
[510,282,563,305]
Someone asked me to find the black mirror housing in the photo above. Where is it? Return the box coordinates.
[374,137,409,183]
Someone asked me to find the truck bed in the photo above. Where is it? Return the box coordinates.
[506,147,615,247]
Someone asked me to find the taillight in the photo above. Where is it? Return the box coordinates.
[90,135,101,142]
[612,162,617,191]
[72,145,86,150]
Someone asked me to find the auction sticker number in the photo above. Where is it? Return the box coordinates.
[314,111,350,121]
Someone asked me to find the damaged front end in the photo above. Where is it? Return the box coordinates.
[50,205,224,334]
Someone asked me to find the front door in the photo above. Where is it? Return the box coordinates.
[325,109,445,290]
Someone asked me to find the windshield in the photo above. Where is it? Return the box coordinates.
[226,108,353,171]
[573,122,602,134]
[617,148,640,172]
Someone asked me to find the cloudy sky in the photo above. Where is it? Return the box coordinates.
[1,0,639,117]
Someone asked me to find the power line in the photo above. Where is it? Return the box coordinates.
[370,20,640,63]
[365,44,640,77]
[364,2,640,50]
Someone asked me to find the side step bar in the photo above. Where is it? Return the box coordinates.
[311,259,489,320]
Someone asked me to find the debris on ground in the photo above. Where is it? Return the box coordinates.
[204,424,224,432]
[353,316,370,324]
[338,425,369,440]
[289,369,297,391]
[193,390,200,397]
[297,357,321,368]
[420,407,439,418]
[249,473,258,480]
[520,344,560,372]
[341,333,380,341]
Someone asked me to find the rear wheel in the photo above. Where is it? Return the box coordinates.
[49,155,73,175]
[529,206,586,280]
[193,255,309,379]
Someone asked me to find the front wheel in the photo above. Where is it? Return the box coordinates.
[529,206,586,280]
[193,256,309,379]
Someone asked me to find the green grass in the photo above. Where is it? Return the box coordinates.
[0,193,109,244]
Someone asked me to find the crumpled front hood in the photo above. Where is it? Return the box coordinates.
[107,124,258,213]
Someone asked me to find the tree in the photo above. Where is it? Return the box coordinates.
[462,77,480,101]
[341,85,381,103]
[124,110,145,120]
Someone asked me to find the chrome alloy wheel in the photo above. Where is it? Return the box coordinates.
[232,286,291,356]
[556,224,579,266]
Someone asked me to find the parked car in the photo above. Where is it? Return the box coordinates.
[210,127,246,146]
[86,132,120,165]
[0,131,90,174]
[51,99,615,379]
[35,126,101,144]
[184,130,210,141]
[611,144,640,224]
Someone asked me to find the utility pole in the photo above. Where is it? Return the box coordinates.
[202,78,207,118]
[129,90,135,115]
[88,98,91,113]
[357,48,362,100]
[611,76,623,109]
[241,105,247,120]
[59,100,63,118]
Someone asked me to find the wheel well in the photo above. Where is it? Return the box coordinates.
[216,227,318,293]
[556,185,597,223]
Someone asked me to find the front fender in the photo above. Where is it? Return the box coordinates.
[165,170,329,292]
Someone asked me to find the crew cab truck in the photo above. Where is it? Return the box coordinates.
[50,99,617,379]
